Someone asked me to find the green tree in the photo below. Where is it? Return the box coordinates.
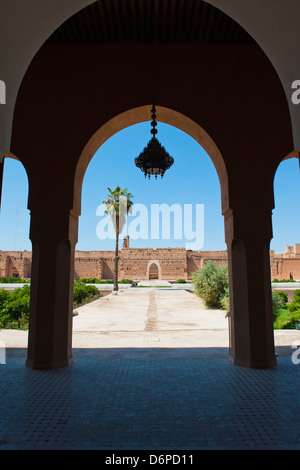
[103,186,133,291]
[191,261,229,309]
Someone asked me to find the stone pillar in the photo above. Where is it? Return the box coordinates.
[225,205,276,368]
[26,200,78,370]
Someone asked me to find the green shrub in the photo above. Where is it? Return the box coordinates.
[220,287,230,311]
[73,280,100,306]
[0,281,102,330]
[288,289,300,312]
[0,288,10,307]
[176,279,186,284]
[84,284,100,297]
[79,277,101,283]
[273,309,300,329]
[0,285,30,329]
[191,261,229,309]
[0,276,29,283]
[272,290,289,319]
[273,289,300,329]
[276,291,288,304]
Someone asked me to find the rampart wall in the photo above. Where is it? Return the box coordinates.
[1,244,299,281]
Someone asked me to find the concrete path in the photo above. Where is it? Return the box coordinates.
[72,288,229,353]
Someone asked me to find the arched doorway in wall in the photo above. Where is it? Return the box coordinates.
[147,261,161,281]
[149,264,159,280]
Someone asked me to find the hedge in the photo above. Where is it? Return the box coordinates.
[0,281,102,330]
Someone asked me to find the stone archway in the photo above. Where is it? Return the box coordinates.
[10,1,294,370]
[74,105,229,217]
[147,260,161,281]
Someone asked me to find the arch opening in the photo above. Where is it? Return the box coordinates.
[74,105,229,218]
[270,154,300,331]
[0,155,31,254]
[72,110,229,354]
[147,261,161,281]
[0,155,31,334]
[271,155,300,280]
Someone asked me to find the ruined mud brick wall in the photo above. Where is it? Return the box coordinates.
[270,251,283,279]
[0,251,32,278]
[270,253,300,280]
[22,256,31,278]
[74,257,99,279]
[187,250,228,278]
[74,251,114,279]
[280,259,300,280]
[1,245,300,281]
[100,258,114,279]
[270,245,300,280]
[75,247,188,281]
[0,252,6,276]
[120,247,188,280]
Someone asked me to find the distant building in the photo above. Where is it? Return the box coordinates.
[1,239,300,281]
[270,244,300,280]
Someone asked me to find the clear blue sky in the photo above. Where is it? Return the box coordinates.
[0,122,299,254]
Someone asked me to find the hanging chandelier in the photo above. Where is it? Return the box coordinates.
[135,106,174,179]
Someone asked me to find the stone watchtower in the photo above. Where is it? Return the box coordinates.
[122,235,129,249]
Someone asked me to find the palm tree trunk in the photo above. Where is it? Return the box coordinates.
[114,214,119,291]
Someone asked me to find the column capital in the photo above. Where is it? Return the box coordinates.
[224,205,273,247]
[29,205,78,246]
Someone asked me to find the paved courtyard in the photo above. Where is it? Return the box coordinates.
[0,287,300,450]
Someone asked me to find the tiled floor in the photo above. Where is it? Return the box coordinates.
[0,350,300,450]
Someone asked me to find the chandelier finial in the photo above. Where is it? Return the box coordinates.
[150,105,158,137]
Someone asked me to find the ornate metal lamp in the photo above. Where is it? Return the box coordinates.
[135,106,174,179]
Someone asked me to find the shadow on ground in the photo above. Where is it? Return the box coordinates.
[3,345,296,361]
[1,346,300,450]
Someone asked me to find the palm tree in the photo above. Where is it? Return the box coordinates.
[103,186,133,291]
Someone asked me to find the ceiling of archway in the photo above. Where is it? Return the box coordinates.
[46,0,255,45]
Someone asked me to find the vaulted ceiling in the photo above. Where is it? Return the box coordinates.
[46,0,255,45]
